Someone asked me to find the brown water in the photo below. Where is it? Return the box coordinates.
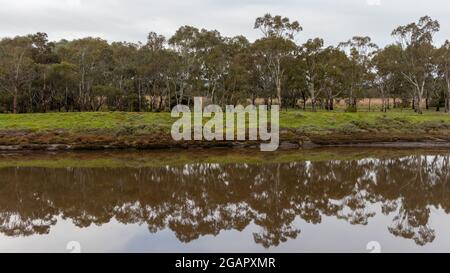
[0,148,450,253]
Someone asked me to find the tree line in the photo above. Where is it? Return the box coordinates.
[0,14,449,114]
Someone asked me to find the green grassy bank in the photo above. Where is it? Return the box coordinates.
[1,110,450,150]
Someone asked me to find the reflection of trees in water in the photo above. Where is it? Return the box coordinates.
[0,154,450,247]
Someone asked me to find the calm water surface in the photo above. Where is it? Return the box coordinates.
[1,148,450,253]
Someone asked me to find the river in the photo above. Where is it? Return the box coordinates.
[0,148,449,252]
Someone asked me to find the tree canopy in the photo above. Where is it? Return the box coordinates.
[0,14,449,114]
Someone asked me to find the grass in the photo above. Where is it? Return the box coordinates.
[0,112,173,132]
[1,110,450,148]
[0,110,449,133]
[280,110,450,132]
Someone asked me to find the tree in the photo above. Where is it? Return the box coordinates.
[339,36,378,111]
[195,29,226,103]
[221,36,251,106]
[58,37,112,111]
[299,38,327,112]
[372,45,403,112]
[29,32,61,112]
[391,16,440,114]
[47,62,78,111]
[110,42,139,110]
[284,52,306,109]
[320,47,349,111]
[253,14,302,108]
[0,36,35,113]
[436,40,450,113]
[0,14,448,114]
[168,26,200,105]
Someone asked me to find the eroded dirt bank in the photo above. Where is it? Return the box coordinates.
[2,129,450,151]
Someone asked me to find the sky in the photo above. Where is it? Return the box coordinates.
[0,0,449,47]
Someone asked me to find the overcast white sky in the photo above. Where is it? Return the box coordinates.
[0,0,449,46]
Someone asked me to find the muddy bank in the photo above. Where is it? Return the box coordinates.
[2,129,450,151]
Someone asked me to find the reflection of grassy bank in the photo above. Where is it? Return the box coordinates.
[1,148,449,168]
[1,111,450,149]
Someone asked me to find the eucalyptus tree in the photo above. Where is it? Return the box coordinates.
[319,47,349,111]
[0,36,35,113]
[391,16,440,114]
[58,37,112,110]
[435,40,450,112]
[372,45,403,112]
[253,13,302,108]
[424,71,444,111]
[47,62,78,111]
[220,35,252,106]
[298,38,327,111]
[135,32,170,111]
[111,42,139,95]
[168,26,201,105]
[136,39,160,111]
[29,32,59,65]
[195,29,227,103]
[339,36,378,111]
[284,52,307,109]
[29,32,60,112]
[111,42,142,111]
[249,48,276,106]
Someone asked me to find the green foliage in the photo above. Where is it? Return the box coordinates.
[0,15,448,115]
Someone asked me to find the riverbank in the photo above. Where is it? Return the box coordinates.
[1,111,450,151]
